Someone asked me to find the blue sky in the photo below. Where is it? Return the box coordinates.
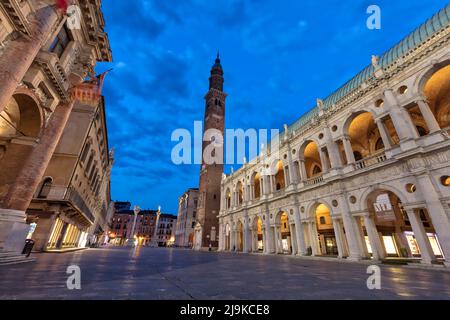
[96,0,448,214]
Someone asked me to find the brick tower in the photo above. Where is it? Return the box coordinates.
[193,53,226,250]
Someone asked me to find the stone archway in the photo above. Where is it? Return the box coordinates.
[236,220,244,252]
[313,203,339,256]
[274,211,292,254]
[361,188,443,263]
[252,216,264,252]
[423,64,450,133]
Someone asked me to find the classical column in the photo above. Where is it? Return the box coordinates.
[0,6,59,114]
[273,226,279,253]
[2,100,76,212]
[286,146,296,184]
[289,223,297,255]
[415,174,450,266]
[342,135,355,164]
[375,118,392,149]
[218,221,224,251]
[293,207,307,255]
[416,98,441,133]
[299,158,307,181]
[150,207,161,247]
[264,212,274,253]
[308,222,319,256]
[324,127,342,168]
[405,208,436,264]
[260,177,265,195]
[332,218,345,258]
[243,218,249,253]
[319,148,329,172]
[363,214,385,260]
[340,196,363,260]
[384,89,418,140]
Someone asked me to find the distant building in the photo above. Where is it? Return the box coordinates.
[109,205,177,247]
[175,188,199,248]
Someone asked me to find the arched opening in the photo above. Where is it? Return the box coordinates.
[363,189,444,261]
[347,112,384,162]
[253,172,261,199]
[224,224,230,251]
[236,181,243,205]
[253,216,264,252]
[423,64,450,133]
[274,160,285,190]
[38,177,53,199]
[225,188,231,209]
[276,211,292,254]
[236,221,244,252]
[314,204,338,256]
[0,94,42,138]
[303,141,322,179]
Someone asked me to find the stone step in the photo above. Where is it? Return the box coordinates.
[0,251,35,266]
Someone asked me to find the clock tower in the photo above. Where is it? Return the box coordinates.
[193,53,226,250]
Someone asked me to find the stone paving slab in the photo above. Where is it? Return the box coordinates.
[0,247,449,300]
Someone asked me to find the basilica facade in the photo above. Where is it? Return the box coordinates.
[218,4,450,267]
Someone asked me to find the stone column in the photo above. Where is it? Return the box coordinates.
[299,158,307,181]
[0,99,78,252]
[0,6,59,114]
[363,214,385,260]
[308,222,319,256]
[416,98,441,133]
[340,196,363,260]
[319,148,329,172]
[415,174,450,266]
[405,208,436,264]
[286,145,296,184]
[265,213,275,253]
[342,135,355,164]
[375,118,392,149]
[2,100,76,211]
[293,206,307,255]
[384,89,418,141]
[243,218,249,253]
[289,223,297,255]
[332,218,345,258]
[273,226,279,253]
[218,221,223,251]
[324,127,342,168]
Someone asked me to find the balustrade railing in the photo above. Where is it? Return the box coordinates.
[353,150,387,170]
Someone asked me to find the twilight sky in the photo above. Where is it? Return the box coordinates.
[95,0,447,214]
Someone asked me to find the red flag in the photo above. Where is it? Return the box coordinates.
[56,0,69,11]
[72,70,111,106]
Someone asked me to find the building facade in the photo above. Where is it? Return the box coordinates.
[175,188,199,248]
[218,5,450,267]
[193,54,225,250]
[0,1,111,255]
[110,203,177,247]
[26,96,114,251]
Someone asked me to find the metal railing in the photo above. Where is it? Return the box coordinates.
[34,185,95,223]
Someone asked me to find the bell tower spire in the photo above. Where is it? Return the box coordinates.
[193,53,227,250]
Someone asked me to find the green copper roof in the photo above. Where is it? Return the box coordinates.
[288,3,450,134]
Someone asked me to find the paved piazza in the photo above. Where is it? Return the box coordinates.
[1,247,449,300]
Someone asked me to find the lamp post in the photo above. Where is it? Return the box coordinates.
[150,206,162,248]
[126,205,140,247]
